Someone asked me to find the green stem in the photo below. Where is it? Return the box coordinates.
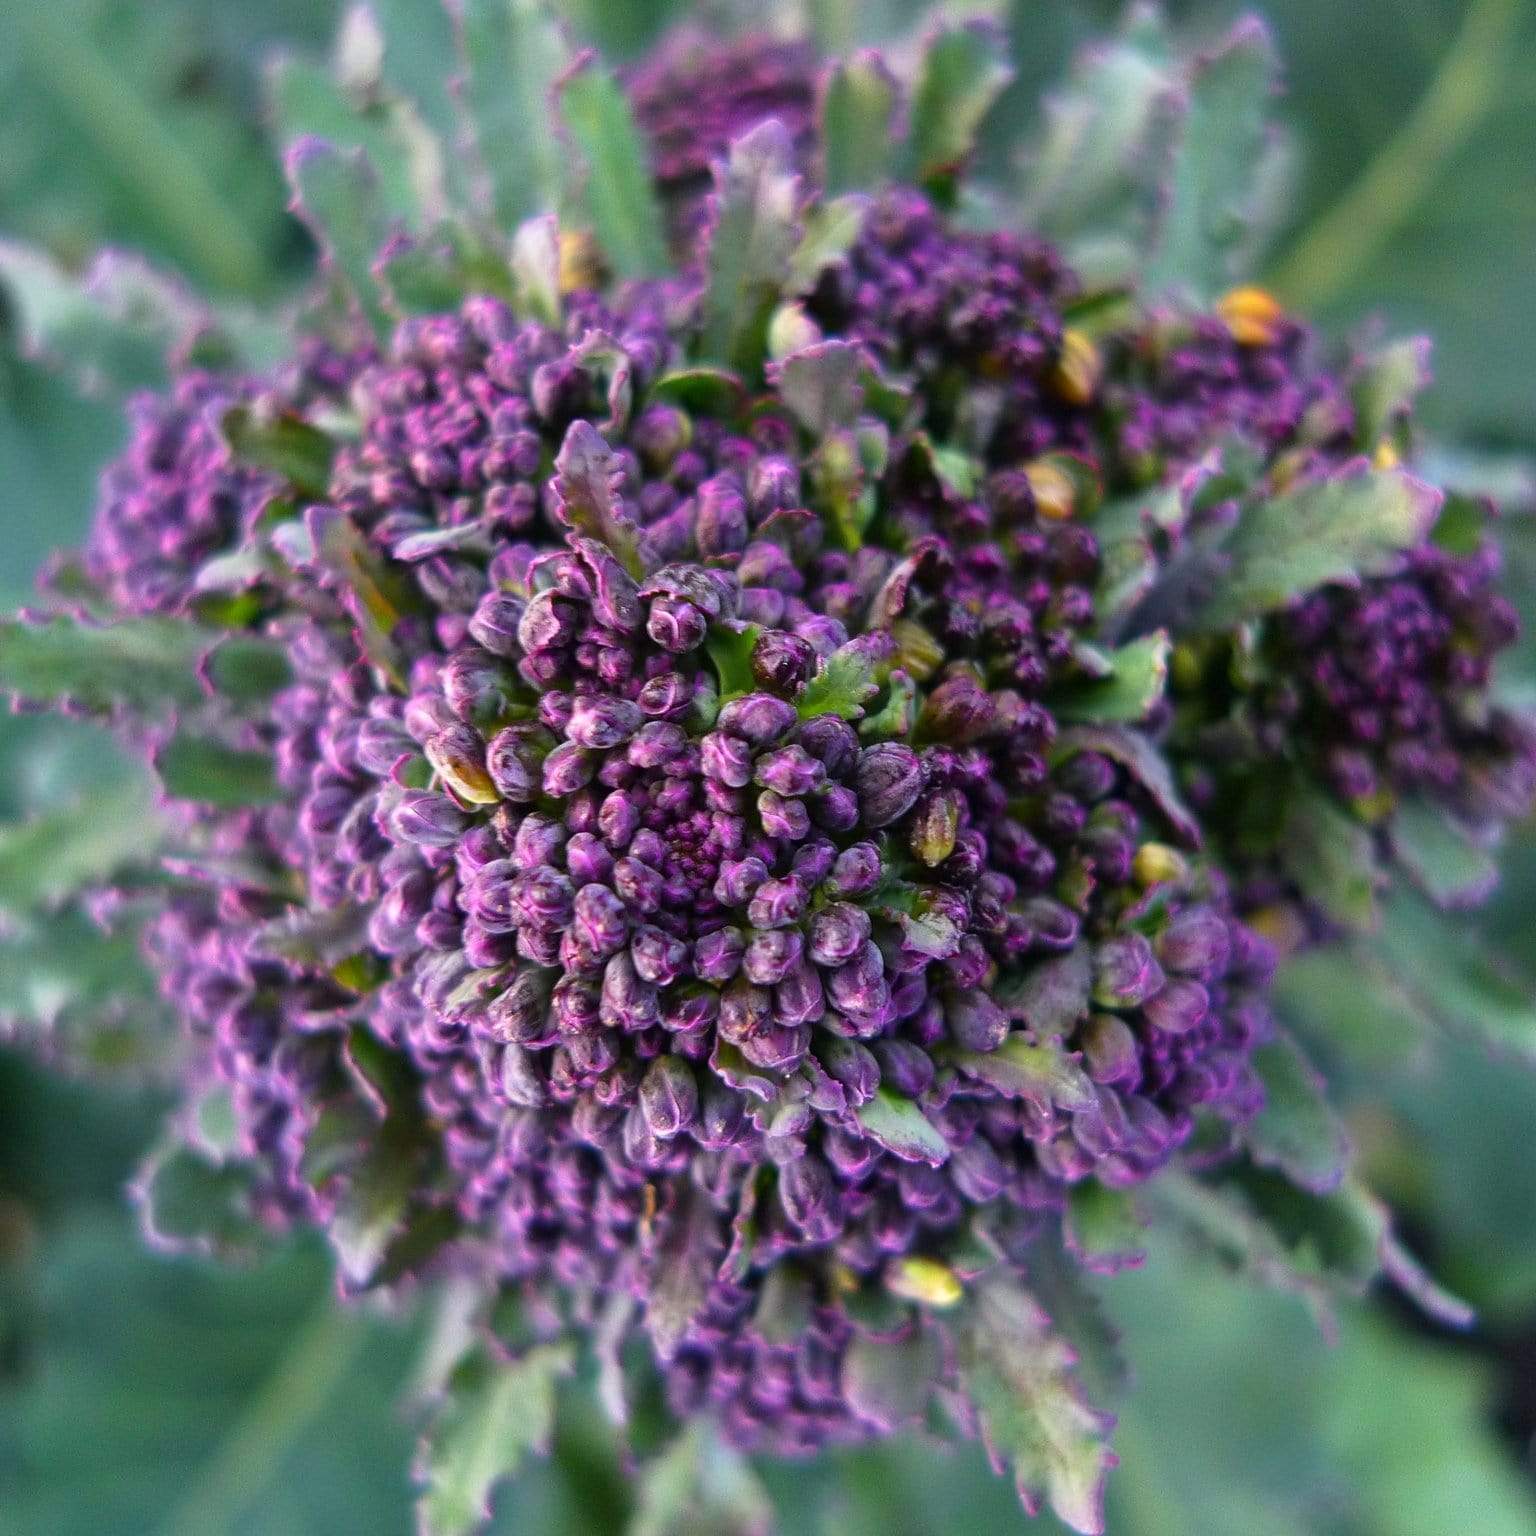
[17,7,269,296]
[1266,0,1525,310]
[154,1297,365,1536]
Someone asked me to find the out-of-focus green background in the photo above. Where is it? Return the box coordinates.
[2,1,1535,1531]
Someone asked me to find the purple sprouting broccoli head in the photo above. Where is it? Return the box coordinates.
[2,9,1531,1535]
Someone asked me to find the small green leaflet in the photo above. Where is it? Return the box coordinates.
[457,0,567,233]
[840,1327,943,1432]
[0,613,203,718]
[134,1142,269,1262]
[1390,796,1499,909]
[414,1342,575,1536]
[1196,466,1442,632]
[559,57,669,281]
[221,405,335,498]
[1052,632,1170,723]
[284,136,390,335]
[1351,335,1432,450]
[796,636,890,721]
[949,1035,1097,1117]
[628,1424,774,1536]
[698,121,802,375]
[1280,791,1382,933]
[819,55,898,196]
[154,731,281,809]
[855,1088,951,1165]
[959,1275,1116,1534]
[903,23,1014,204]
[1064,1183,1147,1275]
[1143,19,1277,301]
[1245,1032,1351,1194]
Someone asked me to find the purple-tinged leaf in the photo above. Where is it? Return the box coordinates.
[903,22,1014,204]
[950,1036,1097,1117]
[1246,1032,1351,1193]
[550,420,646,579]
[842,1325,943,1431]
[958,1275,1116,1534]
[1053,725,1202,847]
[818,54,899,196]
[285,136,390,336]
[855,1087,950,1166]
[1064,1182,1148,1275]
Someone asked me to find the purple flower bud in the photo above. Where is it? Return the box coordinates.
[693,925,746,983]
[919,674,996,743]
[357,716,416,775]
[743,928,803,986]
[754,745,825,798]
[573,883,629,959]
[758,789,811,841]
[774,955,826,1025]
[751,630,816,696]
[874,1038,935,1098]
[486,967,557,1045]
[696,1078,748,1149]
[779,1155,839,1239]
[828,841,883,898]
[601,950,659,1030]
[486,725,544,802]
[1081,1014,1140,1086]
[632,924,689,986]
[717,693,797,747]
[638,1056,699,1138]
[808,903,871,966]
[947,991,1009,1053]
[1156,906,1231,979]
[796,715,859,777]
[696,476,749,556]
[426,723,498,804]
[817,1037,881,1103]
[747,877,805,929]
[647,594,708,652]
[567,694,644,749]
[1143,977,1210,1035]
[856,743,926,828]
[701,731,754,788]
[637,670,692,718]
[390,790,468,847]
[1093,933,1166,1008]
[467,592,525,657]
[518,589,579,653]
[718,975,773,1043]
[909,788,962,867]
[627,720,687,768]
[542,740,595,796]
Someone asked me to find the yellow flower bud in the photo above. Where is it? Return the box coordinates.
[1372,438,1401,469]
[1025,459,1076,521]
[1132,841,1187,887]
[558,228,607,294]
[1217,285,1284,347]
[890,618,947,681]
[885,1255,964,1309]
[1049,328,1101,405]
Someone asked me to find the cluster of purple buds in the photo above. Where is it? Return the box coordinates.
[34,20,1531,1525]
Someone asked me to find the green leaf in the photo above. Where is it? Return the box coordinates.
[1390,796,1499,909]
[1064,1183,1147,1275]
[1052,632,1170,723]
[284,136,390,335]
[307,507,411,688]
[0,775,157,915]
[840,1327,943,1433]
[0,241,187,397]
[1245,1033,1351,1194]
[704,622,761,701]
[1376,891,1536,1068]
[958,1274,1116,1534]
[855,1088,950,1166]
[819,54,899,196]
[771,340,865,434]
[1197,466,1442,631]
[1,1212,421,1536]
[267,56,444,228]
[1351,335,1432,451]
[628,1423,774,1536]
[1280,791,1382,933]
[559,57,669,280]
[550,419,646,579]
[1143,20,1277,301]
[415,1342,575,1536]
[788,194,869,290]
[134,1142,268,1262]
[903,23,1014,204]
[1273,941,1432,1073]
[154,731,280,809]
[0,613,206,717]
[698,121,802,375]
[1053,725,1202,846]
[949,1036,1097,1117]
[1017,11,1174,268]
[993,947,1092,1037]
[647,1181,719,1361]
[457,0,568,234]
[796,636,889,721]
[221,405,335,499]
